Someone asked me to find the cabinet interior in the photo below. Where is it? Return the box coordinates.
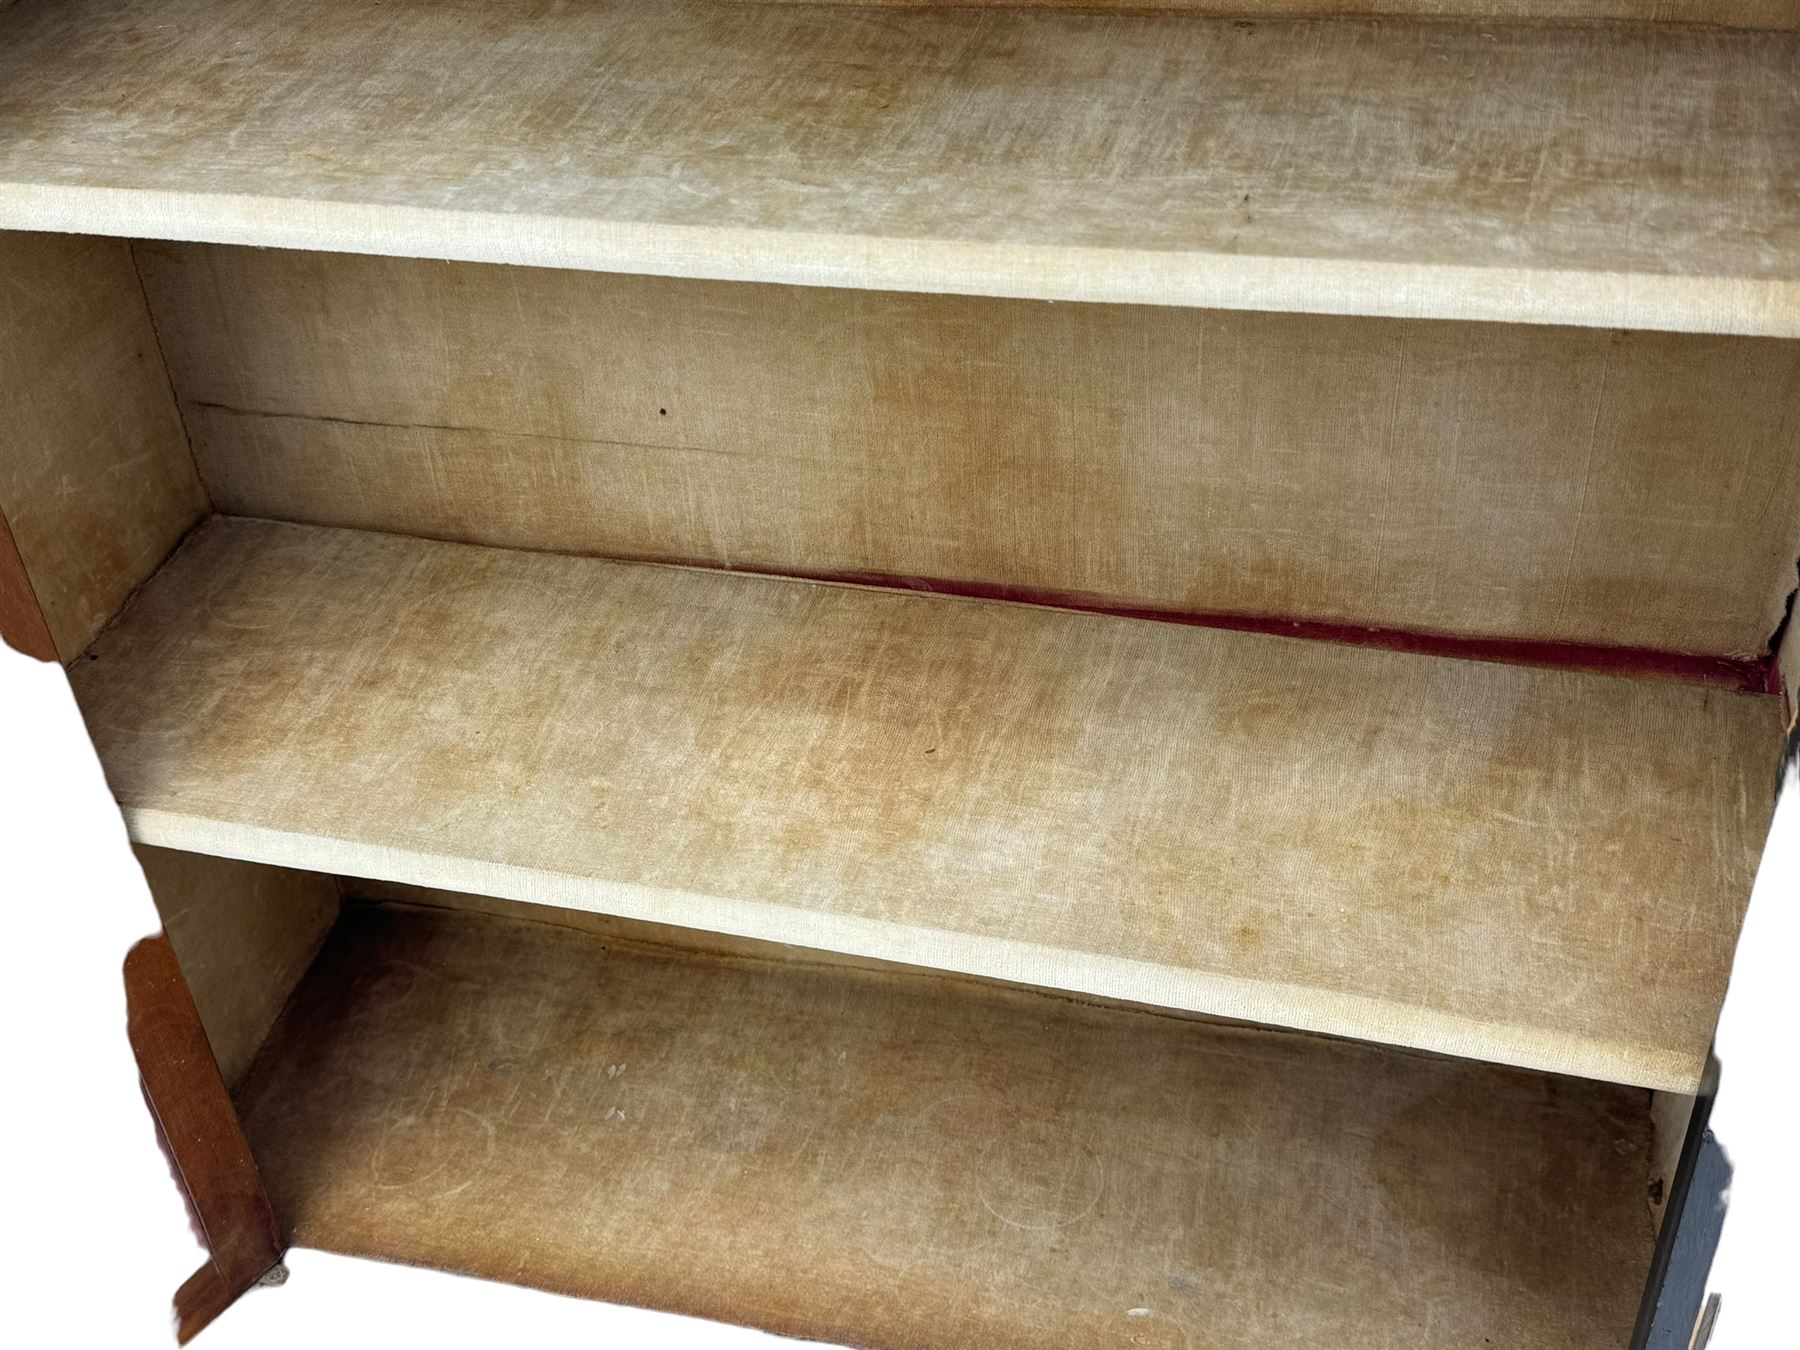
[1,2,1795,1346]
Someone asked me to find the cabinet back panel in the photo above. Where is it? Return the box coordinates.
[139,242,1800,657]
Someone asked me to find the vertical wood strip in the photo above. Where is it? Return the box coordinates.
[125,935,284,1343]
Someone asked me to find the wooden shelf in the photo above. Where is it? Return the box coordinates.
[72,518,1780,1090]
[237,900,1656,1350]
[2,0,1797,334]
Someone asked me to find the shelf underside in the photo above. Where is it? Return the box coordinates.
[2,0,1797,333]
[73,517,1780,1090]
[237,901,1655,1350]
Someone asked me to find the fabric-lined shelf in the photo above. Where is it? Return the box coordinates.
[1,0,1797,332]
[71,516,1781,1092]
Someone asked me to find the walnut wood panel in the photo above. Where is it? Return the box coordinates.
[3,1,1797,332]
[138,243,1800,658]
[72,517,1783,1090]
[238,902,1655,1350]
[125,934,284,1344]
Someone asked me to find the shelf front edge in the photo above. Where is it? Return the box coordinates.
[7,184,1798,339]
[121,806,1705,1093]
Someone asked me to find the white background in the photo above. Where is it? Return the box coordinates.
[1,642,1792,1348]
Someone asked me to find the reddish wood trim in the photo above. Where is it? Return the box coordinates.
[0,505,56,662]
[125,935,285,1344]
[577,548,1777,695]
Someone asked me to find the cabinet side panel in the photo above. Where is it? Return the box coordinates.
[140,244,1800,658]
[0,232,206,660]
[125,933,286,1342]
[136,846,341,1087]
